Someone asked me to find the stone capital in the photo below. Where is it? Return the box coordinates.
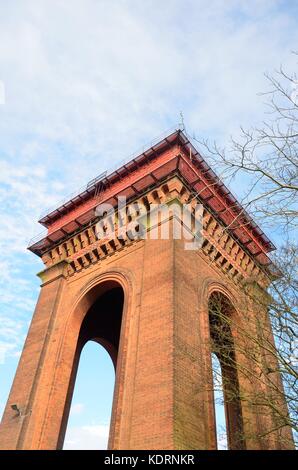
[37,260,69,286]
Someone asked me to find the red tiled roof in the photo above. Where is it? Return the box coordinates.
[28,129,275,267]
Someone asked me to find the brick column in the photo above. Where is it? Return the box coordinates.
[0,261,68,450]
[128,238,175,449]
[173,239,212,449]
[127,237,211,449]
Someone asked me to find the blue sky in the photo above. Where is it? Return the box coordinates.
[0,0,297,449]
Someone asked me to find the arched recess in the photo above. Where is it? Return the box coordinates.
[56,276,128,450]
[208,290,246,450]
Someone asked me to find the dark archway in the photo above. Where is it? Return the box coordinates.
[79,286,124,367]
[208,291,246,450]
[58,284,124,449]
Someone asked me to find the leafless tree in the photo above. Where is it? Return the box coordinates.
[196,58,298,449]
[208,264,297,449]
[197,57,298,233]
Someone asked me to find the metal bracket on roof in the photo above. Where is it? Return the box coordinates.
[86,171,107,190]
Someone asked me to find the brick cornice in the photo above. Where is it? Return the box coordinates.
[38,176,270,288]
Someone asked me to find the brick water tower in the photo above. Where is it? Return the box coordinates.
[0,130,294,449]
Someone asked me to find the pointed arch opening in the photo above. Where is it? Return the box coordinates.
[211,352,228,450]
[208,291,246,450]
[63,341,115,449]
[59,282,125,449]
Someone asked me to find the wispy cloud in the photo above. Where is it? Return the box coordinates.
[63,423,109,450]
[0,0,297,439]
[70,403,85,416]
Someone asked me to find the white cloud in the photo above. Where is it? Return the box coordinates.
[0,316,26,364]
[0,0,297,432]
[0,80,5,104]
[70,403,85,416]
[217,432,228,450]
[63,424,109,450]
[1,1,297,157]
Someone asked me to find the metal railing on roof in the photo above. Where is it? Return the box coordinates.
[28,229,48,247]
[86,171,107,189]
[30,124,275,256]
[39,125,183,221]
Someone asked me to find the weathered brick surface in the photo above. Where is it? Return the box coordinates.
[0,231,294,449]
[0,144,294,450]
[0,262,68,449]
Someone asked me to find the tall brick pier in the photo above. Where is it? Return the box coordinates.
[0,130,294,449]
